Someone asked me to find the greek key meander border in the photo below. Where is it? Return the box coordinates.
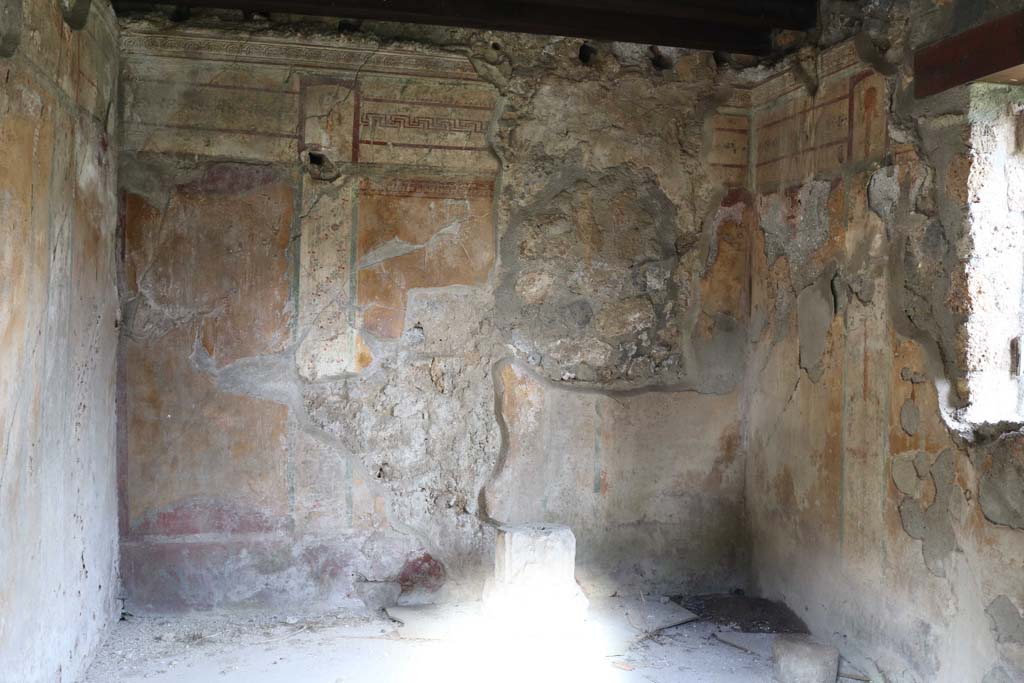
[358,177,495,199]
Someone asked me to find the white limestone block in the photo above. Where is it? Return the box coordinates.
[486,524,587,626]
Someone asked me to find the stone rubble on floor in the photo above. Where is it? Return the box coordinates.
[772,634,841,683]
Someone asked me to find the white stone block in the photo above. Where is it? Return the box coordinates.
[495,523,576,588]
[486,524,587,626]
[772,635,839,683]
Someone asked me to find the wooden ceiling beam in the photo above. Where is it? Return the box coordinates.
[915,10,1024,98]
[463,0,817,30]
[112,0,810,54]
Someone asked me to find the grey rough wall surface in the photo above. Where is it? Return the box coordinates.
[115,16,752,613]
[979,436,1024,530]
[0,1,120,681]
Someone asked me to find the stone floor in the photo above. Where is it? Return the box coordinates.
[82,605,779,683]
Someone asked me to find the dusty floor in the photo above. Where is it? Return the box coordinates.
[82,607,778,682]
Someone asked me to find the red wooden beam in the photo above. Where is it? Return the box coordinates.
[915,10,1024,98]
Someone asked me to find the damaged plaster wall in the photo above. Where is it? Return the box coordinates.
[744,2,1024,681]
[0,1,120,681]
[116,15,753,611]
[107,3,1024,678]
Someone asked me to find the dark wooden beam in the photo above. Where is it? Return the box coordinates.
[915,10,1024,98]
[457,0,817,30]
[111,0,813,54]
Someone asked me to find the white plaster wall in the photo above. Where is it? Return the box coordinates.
[0,2,120,681]
[964,84,1024,423]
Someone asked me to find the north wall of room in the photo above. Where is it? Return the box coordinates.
[115,18,753,612]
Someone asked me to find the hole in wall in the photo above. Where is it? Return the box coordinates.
[649,46,673,70]
[303,149,340,181]
[579,43,597,65]
[170,5,190,22]
[59,0,92,30]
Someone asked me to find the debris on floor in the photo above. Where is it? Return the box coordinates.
[384,603,483,640]
[677,592,809,633]
[714,628,869,681]
[772,634,840,683]
[82,605,775,683]
[714,630,776,657]
[614,595,700,634]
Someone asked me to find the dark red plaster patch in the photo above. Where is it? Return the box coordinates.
[398,553,446,594]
